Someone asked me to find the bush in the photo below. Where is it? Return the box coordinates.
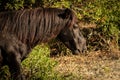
[0,0,24,11]
[22,45,59,80]
[79,0,120,50]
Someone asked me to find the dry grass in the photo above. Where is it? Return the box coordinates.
[53,50,120,80]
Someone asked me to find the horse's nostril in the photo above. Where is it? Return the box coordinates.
[77,49,81,53]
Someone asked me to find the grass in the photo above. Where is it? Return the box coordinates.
[22,44,59,80]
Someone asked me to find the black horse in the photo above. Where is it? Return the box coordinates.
[0,8,86,80]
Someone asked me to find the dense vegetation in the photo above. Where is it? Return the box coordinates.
[0,0,119,50]
[0,0,120,80]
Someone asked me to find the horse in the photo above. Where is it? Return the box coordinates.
[0,8,86,80]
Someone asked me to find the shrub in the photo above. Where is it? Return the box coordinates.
[22,45,59,80]
[73,0,120,50]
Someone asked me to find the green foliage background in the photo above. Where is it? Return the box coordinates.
[0,0,120,80]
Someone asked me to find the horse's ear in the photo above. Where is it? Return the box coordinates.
[59,8,72,19]
[64,8,72,19]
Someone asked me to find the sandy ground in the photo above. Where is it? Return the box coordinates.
[53,50,120,80]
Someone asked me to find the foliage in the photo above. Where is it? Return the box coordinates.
[0,66,10,80]
[0,0,24,10]
[82,0,120,37]
[78,0,120,50]
[22,45,59,80]
[48,39,72,56]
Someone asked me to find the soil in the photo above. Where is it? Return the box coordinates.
[53,50,120,80]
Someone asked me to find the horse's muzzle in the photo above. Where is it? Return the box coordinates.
[73,47,87,55]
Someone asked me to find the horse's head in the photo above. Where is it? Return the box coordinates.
[58,23,87,54]
[57,9,87,54]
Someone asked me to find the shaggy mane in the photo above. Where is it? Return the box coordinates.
[0,8,76,48]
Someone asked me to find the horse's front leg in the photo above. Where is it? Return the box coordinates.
[7,52,24,80]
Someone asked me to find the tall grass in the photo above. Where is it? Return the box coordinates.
[22,44,60,80]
